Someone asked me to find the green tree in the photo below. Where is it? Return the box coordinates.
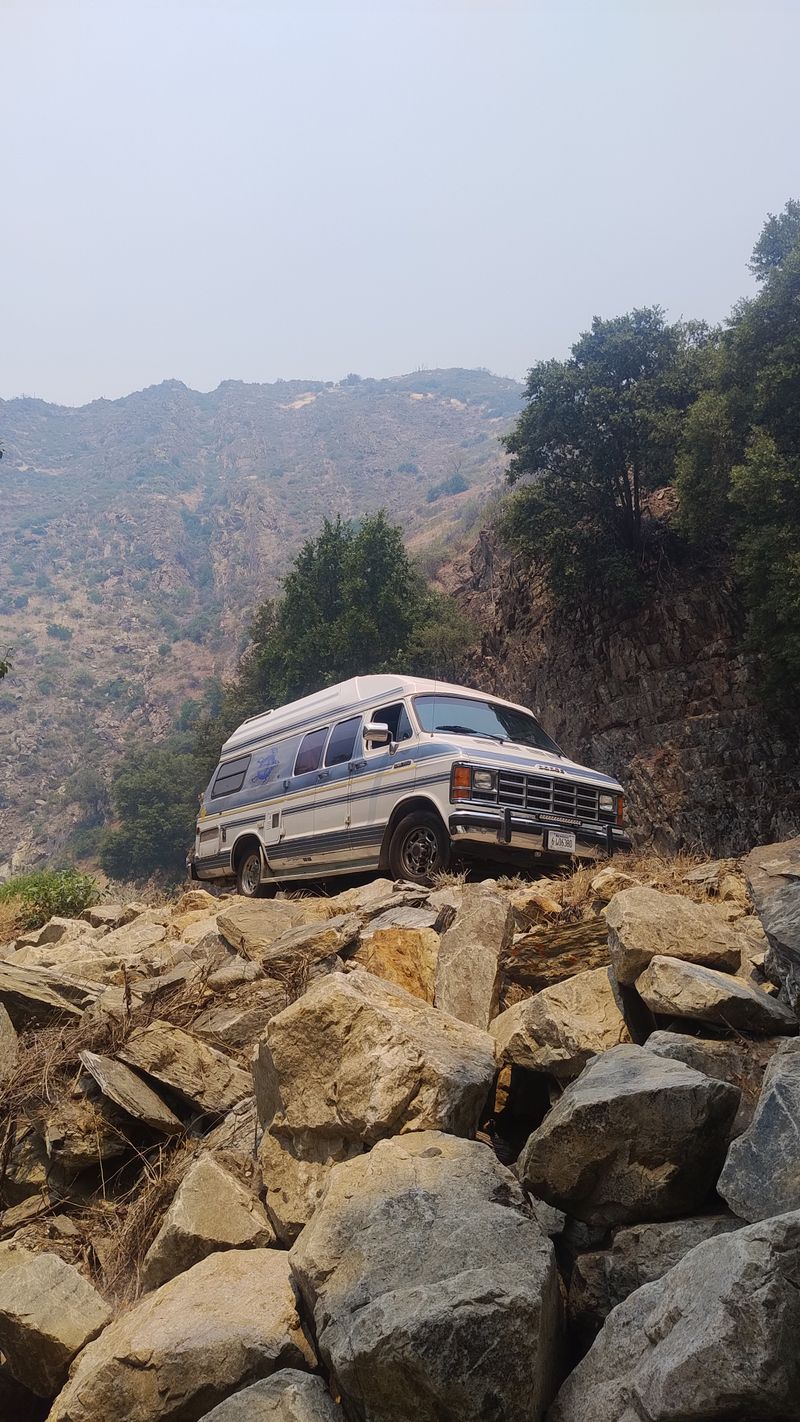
[501,308,708,602]
[99,745,199,881]
[0,650,10,680]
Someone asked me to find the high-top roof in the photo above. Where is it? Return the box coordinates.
[220,674,531,756]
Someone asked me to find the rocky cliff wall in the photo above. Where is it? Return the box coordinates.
[453,531,800,854]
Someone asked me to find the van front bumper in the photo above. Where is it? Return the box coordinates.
[449,809,632,859]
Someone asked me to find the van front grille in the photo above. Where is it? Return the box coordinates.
[496,771,600,822]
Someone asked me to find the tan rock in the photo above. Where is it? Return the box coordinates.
[0,1245,111,1397]
[254,969,497,1239]
[217,899,327,958]
[119,1020,252,1114]
[192,980,289,1049]
[352,925,439,1001]
[604,886,743,984]
[81,903,134,930]
[589,866,639,903]
[509,884,563,924]
[141,1154,274,1289]
[79,1049,183,1133]
[198,1370,342,1421]
[173,889,220,916]
[434,885,514,1028]
[47,1249,315,1422]
[43,1092,127,1170]
[491,966,630,1079]
[501,918,609,992]
[0,1002,18,1083]
[0,961,101,1025]
[177,914,222,945]
[636,955,798,1034]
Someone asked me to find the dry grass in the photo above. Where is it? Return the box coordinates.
[96,1139,198,1302]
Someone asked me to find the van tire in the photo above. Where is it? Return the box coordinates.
[235,846,263,898]
[388,811,450,884]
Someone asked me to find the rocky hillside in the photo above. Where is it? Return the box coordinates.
[0,369,519,873]
[1,841,799,1418]
[446,525,800,855]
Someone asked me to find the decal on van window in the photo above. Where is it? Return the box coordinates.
[251,748,281,786]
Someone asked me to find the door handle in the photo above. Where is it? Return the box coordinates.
[317,770,330,781]
[349,759,367,772]
[391,759,413,769]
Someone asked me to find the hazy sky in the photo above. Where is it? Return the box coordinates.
[3,0,799,406]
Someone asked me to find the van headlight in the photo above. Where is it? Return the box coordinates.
[472,769,497,795]
[599,793,616,815]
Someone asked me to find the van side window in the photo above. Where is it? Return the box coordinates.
[211,753,251,799]
[294,727,329,775]
[371,702,413,747]
[325,715,361,767]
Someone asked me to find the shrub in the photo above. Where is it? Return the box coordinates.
[46,623,73,641]
[0,868,100,931]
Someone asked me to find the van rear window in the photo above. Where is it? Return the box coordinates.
[294,727,329,775]
[211,754,251,799]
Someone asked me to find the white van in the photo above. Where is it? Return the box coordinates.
[189,674,631,894]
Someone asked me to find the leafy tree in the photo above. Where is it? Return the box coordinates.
[749,199,800,280]
[0,650,10,681]
[501,309,708,603]
[99,745,200,881]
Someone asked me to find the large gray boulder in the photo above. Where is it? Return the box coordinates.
[645,1029,782,1137]
[636,954,797,1033]
[198,1370,341,1420]
[434,884,514,1028]
[141,1154,274,1289]
[518,1044,739,1224]
[491,966,630,1080]
[0,1244,111,1397]
[290,1132,560,1422]
[256,969,497,1240]
[744,836,800,1011]
[548,1210,800,1422]
[604,886,742,984]
[47,1249,315,1422]
[718,1039,800,1222]
[568,1213,742,1342]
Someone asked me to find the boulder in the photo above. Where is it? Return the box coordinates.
[0,1002,18,1082]
[604,886,742,984]
[18,916,88,948]
[508,883,563,925]
[216,900,327,959]
[359,903,444,935]
[204,1096,260,1158]
[744,836,800,1011]
[636,954,798,1033]
[434,885,514,1028]
[589,866,639,903]
[119,1020,252,1115]
[683,857,738,888]
[0,1244,111,1397]
[352,925,439,1001]
[501,918,609,992]
[0,962,100,1025]
[569,1213,742,1342]
[736,912,770,984]
[718,1039,800,1222]
[255,968,497,1238]
[192,980,289,1049]
[43,1091,128,1170]
[290,1132,560,1422]
[491,967,630,1080]
[47,1249,315,1422]
[198,1370,341,1420]
[548,1210,800,1422]
[645,1029,782,1137]
[81,902,137,929]
[257,916,361,977]
[173,889,221,916]
[141,1154,274,1289]
[518,1044,739,1224]
[79,1049,183,1133]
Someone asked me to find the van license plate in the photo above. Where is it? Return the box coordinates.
[547,830,576,853]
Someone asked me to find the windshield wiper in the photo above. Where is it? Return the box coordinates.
[435,724,506,743]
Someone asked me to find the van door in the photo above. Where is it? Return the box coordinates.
[314,714,362,869]
[347,701,417,868]
[271,725,328,874]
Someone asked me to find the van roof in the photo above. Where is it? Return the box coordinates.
[220,674,534,756]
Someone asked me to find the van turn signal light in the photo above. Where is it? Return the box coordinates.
[452,765,472,801]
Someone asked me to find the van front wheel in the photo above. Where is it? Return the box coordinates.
[236,848,263,898]
[388,812,450,884]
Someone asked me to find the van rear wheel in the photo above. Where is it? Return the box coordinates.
[236,848,263,898]
[388,811,450,884]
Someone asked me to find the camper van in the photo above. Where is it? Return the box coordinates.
[189,674,631,894]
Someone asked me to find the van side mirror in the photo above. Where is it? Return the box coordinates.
[363,720,391,746]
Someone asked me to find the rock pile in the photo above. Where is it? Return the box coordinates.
[0,844,798,1420]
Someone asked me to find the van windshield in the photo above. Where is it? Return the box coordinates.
[413,694,561,755]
